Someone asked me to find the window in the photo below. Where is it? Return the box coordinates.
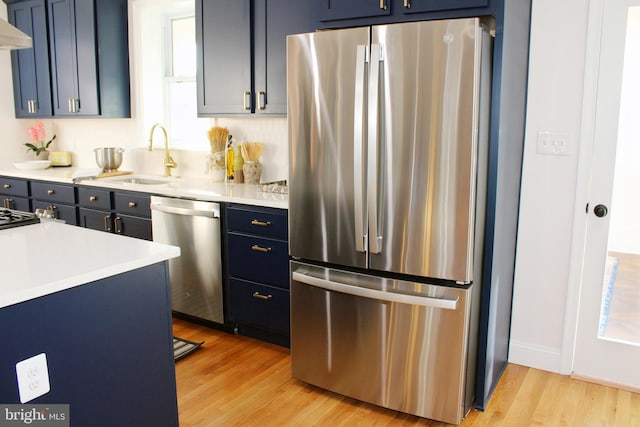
[133,0,209,150]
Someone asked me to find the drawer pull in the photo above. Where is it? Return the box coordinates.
[251,219,272,227]
[252,292,272,301]
[89,196,97,202]
[251,245,272,253]
[104,215,112,232]
[2,184,10,189]
[47,189,55,195]
[128,202,136,208]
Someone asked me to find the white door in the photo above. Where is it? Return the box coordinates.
[573,0,640,389]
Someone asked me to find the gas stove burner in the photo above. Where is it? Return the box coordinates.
[0,208,40,229]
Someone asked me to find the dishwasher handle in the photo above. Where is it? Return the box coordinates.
[150,201,220,218]
[292,271,458,310]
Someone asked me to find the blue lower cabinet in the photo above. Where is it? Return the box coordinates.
[227,233,289,288]
[228,278,290,336]
[225,203,290,347]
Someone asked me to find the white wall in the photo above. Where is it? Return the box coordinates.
[509,0,589,373]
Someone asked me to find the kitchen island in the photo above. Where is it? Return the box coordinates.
[0,222,181,426]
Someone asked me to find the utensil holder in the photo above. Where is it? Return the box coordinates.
[243,161,262,184]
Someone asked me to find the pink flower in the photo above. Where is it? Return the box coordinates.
[28,122,46,143]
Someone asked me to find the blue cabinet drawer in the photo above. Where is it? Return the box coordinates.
[31,181,76,204]
[227,205,287,239]
[228,233,289,289]
[114,192,151,218]
[78,187,112,210]
[228,278,290,336]
[0,177,29,198]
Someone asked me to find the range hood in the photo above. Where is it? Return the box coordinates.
[0,18,32,50]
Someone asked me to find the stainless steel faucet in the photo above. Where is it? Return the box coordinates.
[148,123,177,177]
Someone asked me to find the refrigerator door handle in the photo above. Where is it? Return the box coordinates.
[353,44,368,253]
[367,44,383,254]
[292,271,459,310]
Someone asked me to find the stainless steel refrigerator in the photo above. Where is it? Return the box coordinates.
[287,18,492,424]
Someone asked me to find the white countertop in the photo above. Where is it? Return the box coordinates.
[0,165,288,210]
[0,221,180,309]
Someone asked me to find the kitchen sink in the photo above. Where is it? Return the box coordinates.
[111,177,169,185]
[102,175,174,185]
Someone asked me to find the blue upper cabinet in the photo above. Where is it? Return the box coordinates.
[317,0,391,22]
[197,0,252,115]
[6,0,52,117]
[317,0,494,28]
[197,0,315,116]
[47,0,130,117]
[48,0,99,116]
[3,0,130,118]
[253,0,316,114]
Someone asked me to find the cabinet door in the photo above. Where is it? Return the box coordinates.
[196,0,251,115]
[48,0,99,116]
[114,214,152,241]
[2,196,30,212]
[317,0,391,22]
[399,0,489,14]
[253,0,315,115]
[32,200,78,225]
[79,207,112,232]
[7,0,52,117]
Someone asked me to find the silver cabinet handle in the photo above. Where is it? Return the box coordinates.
[252,292,272,301]
[68,98,79,113]
[353,45,367,253]
[3,184,10,189]
[404,0,411,8]
[292,271,459,310]
[243,91,251,111]
[367,44,383,254]
[257,91,266,110]
[128,201,136,208]
[251,219,271,227]
[89,196,97,202]
[47,189,55,195]
[251,245,272,253]
[380,0,387,10]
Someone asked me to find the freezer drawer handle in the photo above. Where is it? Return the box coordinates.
[251,244,272,253]
[292,271,459,310]
[252,292,273,301]
[251,219,272,227]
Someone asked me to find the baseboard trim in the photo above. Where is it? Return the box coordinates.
[570,373,640,393]
[508,340,566,374]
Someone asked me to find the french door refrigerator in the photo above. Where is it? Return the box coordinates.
[287,18,492,424]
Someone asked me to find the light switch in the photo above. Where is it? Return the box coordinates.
[537,131,569,155]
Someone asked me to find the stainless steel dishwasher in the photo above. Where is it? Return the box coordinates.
[150,196,223,324]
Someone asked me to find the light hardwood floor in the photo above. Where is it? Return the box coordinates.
[173,318,640,426]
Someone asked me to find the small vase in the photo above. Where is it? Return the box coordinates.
[36,151,50,161]
[243,161,262,184]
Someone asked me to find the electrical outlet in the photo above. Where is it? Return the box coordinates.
[15,353,51,403]
[537,131,569,155]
